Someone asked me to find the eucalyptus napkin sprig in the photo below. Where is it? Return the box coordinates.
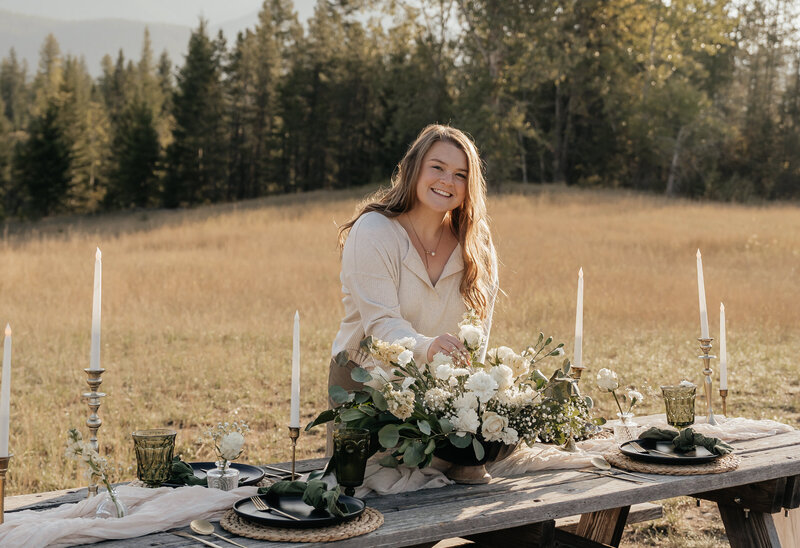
[258,479,347,517]
[639,426,734,455]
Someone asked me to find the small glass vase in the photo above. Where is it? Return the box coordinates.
[207,460,239,491]
[613,412,639,445]
[95,488,127,519]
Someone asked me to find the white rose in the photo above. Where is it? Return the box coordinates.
[430,352,454,367]
[364,365,392,390]
[496,346,515,364]
[435,363,455,380]
[490,364,514,390]
[451,408,479,434]
[392,337,417,350]
[453,391,479,411]
[481,411,508,442]
[508,354,530,378]
[596,368,619,392]
[396,349,413,366]
[459,324,484,349]
[400,376,416,391]
[219,432,245,461]
[465,370,498,402]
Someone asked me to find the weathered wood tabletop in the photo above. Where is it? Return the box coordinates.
[10,429,800,548]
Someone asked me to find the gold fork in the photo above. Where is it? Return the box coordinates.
[249,496,302,521]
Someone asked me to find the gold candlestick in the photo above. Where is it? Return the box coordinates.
[289,427,300,480]
[570,365,586,383]
[0,454,11,525]
[720,389,728,417]
[698,338,717,426]
[83,368,106,496]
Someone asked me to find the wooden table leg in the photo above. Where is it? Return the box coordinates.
[574,506,630,547]
[718,504,784,547]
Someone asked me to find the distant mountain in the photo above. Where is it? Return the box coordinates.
[0,10,192,76]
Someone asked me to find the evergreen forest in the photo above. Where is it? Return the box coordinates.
[1,0,799,219]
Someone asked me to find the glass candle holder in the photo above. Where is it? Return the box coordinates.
[132,429,177,487]
[333,427,370,497]
[661,385,697,428]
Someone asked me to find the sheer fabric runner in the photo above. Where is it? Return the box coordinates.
[0,416,790,547]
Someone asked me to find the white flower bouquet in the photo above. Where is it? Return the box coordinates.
[309,312,603,468]
[200,420,249,469]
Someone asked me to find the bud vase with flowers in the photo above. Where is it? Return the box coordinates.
[596,368,643,444]
[66,428,127,518]
[201,420,248,490]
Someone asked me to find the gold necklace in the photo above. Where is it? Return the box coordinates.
[407,215,445,267]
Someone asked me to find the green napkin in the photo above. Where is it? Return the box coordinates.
[639,427,734,455]
[258,479,347,517]
[168,457,208,486]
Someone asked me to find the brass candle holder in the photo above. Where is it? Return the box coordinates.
[698,338,717,426]
[720,389,728,417]
[289,427,300,480]
[83,368,106,496]
[570,365,586,383]
[0,454,11,525]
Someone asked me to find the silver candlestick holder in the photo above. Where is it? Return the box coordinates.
[83,368,106,496]
[698,338,717,426]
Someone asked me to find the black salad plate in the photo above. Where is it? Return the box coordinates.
[162,462,266,487]
[620,438,720,464]
[234,494,366,528]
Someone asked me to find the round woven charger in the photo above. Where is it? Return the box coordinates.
[220,507,384,543]
[604,450,740,475]
[127,477,275,488]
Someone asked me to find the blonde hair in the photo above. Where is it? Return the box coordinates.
[338,124,495,319]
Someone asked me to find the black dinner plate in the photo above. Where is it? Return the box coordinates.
[234,494,366,528]
[620,438,721,464]
[162,462,266,487]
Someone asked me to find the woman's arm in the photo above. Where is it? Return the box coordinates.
[341,214,435,363]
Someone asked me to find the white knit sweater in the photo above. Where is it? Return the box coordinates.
[331,211,496,365]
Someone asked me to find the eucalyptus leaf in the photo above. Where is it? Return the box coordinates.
[354,391,370,404]
[584,395,593,408]
[472,437,485,460]
[350,367,373,383]
[417,420,432,435]
[328,385,350,404]
[359,336,374,352]
[403,441,426,467]
[378,454,398,468]
[562,361,571,375]
[305,409,335,430]
[364,386,388,411]
[334,351,350,368]
[424,439,436,454]
[359,406,377,416]
[339,408,366,422]
[537,332,544,345]
[439,418,454,434]
[378,424,400,449]
[448,433,472,448]
[544,336,552,346]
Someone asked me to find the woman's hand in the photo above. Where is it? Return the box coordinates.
[427,333,470,365]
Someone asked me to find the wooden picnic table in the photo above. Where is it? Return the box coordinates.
[9,428,800,547]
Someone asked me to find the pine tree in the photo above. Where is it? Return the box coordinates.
[164,20,226,207]
[107,100,160,208]
[0,48,29,131]
[15,103,71,218]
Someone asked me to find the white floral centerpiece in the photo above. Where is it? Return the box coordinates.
[66,428,126,518]
[310,312,603,475]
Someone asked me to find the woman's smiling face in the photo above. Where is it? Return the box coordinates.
[414,141,468,215]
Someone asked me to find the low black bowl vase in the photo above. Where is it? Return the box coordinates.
[434,439,517,484]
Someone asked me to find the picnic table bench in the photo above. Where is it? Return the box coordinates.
[8,428,800,547]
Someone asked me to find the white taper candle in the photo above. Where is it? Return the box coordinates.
[90,248,102,370]
[0,324,12,457]
[573,268,584,368]
[290,311,300,428]
[696,249,709,339]
[719,303,727,390]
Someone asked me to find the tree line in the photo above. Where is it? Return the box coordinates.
[0,0,798,219]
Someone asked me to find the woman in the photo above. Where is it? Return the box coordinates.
[330,124,498,400]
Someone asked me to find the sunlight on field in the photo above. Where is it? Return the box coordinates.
[1,186,798,528]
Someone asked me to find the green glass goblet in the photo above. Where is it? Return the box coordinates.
[132,429,177,487]
[333,427,370,497]
[661,385,697,429]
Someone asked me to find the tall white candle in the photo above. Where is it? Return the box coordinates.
[290,311,300,428]
[719,303,727,390]
[90,248,102,371]
[0,324,11,457]
[696,249,709,339]
[573,268,583,368]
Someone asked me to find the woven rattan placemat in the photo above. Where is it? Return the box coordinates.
[604,450,740,475]
[220,507,384,542]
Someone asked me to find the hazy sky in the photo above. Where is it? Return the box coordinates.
[0,0,268,25]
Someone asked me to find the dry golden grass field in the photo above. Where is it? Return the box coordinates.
[1,185,798,546]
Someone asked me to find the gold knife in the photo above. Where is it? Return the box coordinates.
[173,531,226,548]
